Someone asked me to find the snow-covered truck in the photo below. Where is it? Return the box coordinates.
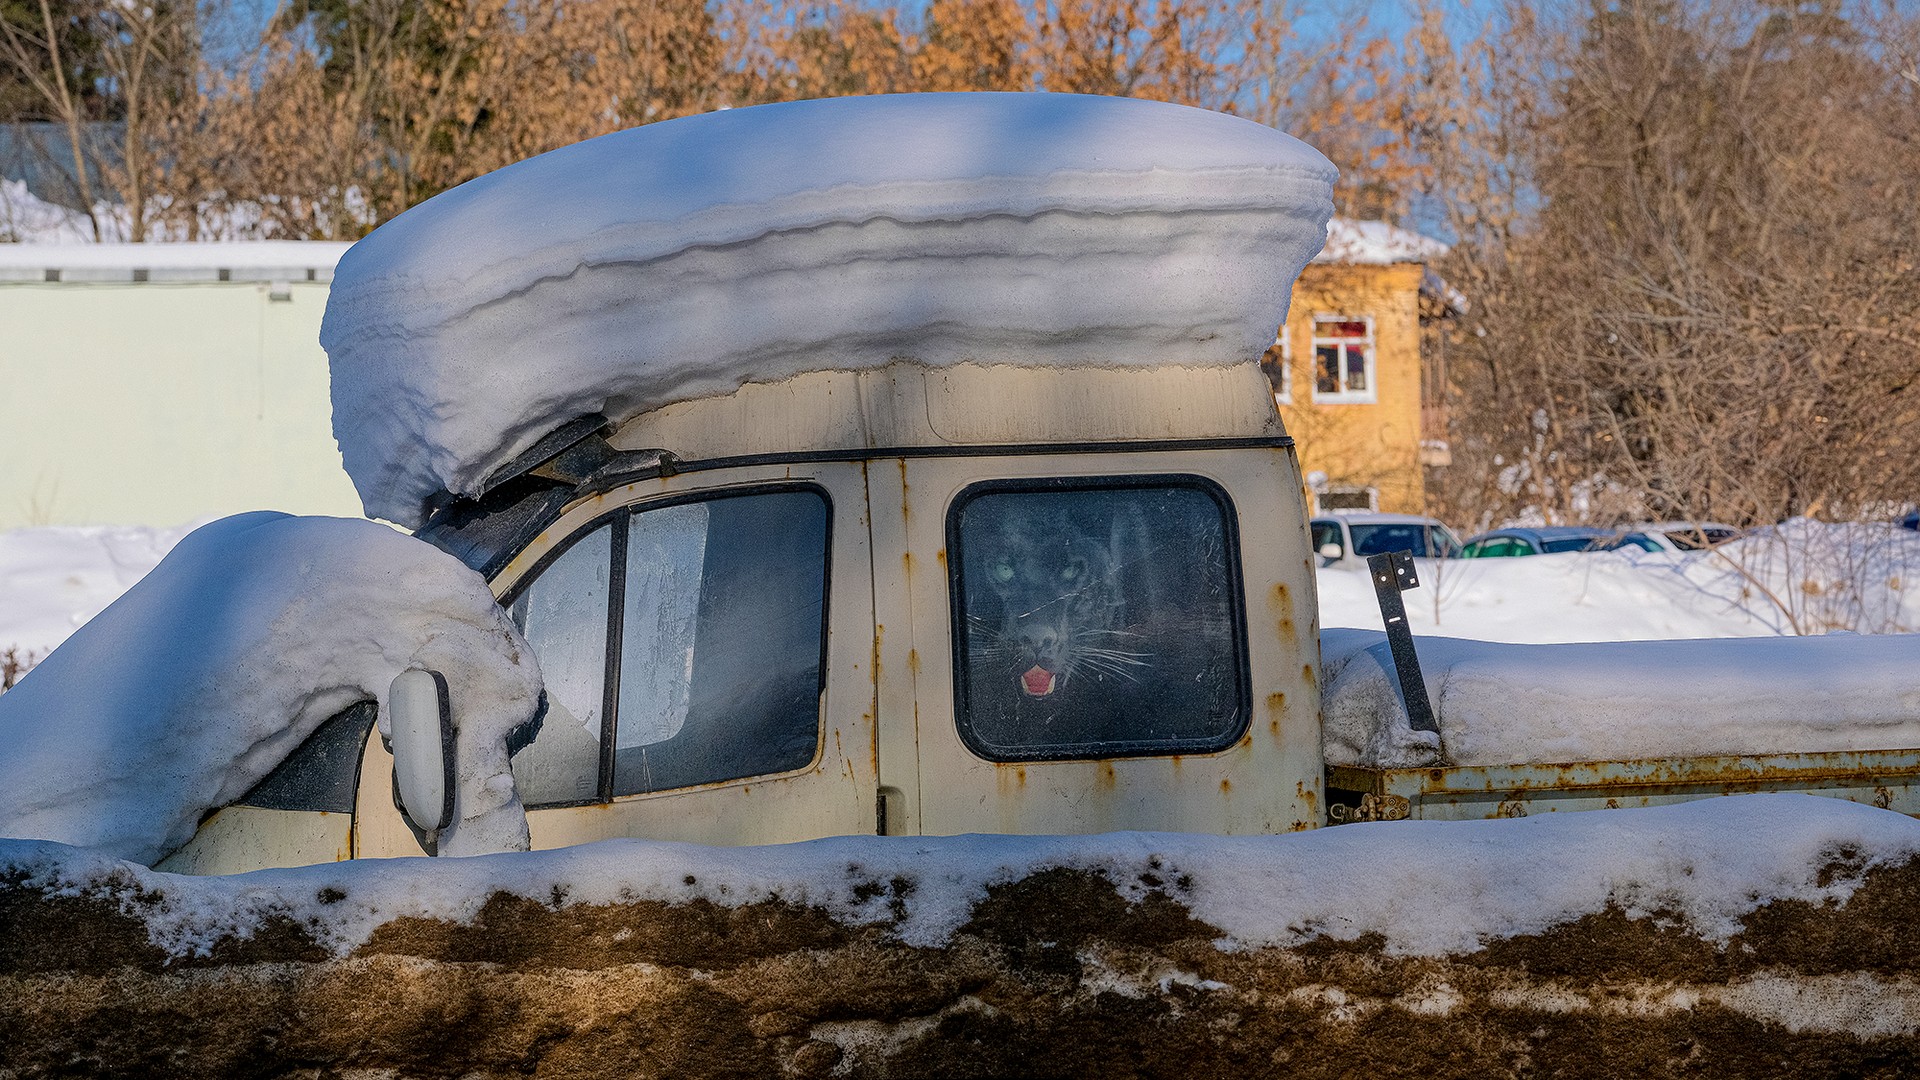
[158,93,1920,874]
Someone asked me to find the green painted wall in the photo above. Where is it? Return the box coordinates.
[0,280,364,528]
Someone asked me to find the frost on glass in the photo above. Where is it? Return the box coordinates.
[506,524,610,806]
[953,483,1245,760]
[615,490,828,794]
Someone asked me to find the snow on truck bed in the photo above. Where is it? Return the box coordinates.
[1321,627,1920,769]
[321,93,1336,528]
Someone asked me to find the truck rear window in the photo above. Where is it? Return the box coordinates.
[948,477,1249,761]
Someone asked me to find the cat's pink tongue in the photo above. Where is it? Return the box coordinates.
[1021,666,1057,696]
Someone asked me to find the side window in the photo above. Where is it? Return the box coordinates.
[948,479,1249,762]
[1310,520,1343,555]
[506,523,612,807]
[613,489,829,795]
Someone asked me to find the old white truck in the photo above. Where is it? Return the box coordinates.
[157,93,1920,874]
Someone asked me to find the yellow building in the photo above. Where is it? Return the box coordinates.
[1266,219,1456,515]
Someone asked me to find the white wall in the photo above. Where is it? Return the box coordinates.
[0,269,364,528]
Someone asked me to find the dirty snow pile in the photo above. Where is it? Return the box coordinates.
[1319,627,1920,768]
[1,793,1914,961]
[0,513,541,864]
[321,93,1337,527]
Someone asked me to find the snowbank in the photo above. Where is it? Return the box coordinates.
[0,177,371,243]
[1321,627,1920,768]
[1,793,1912,959]
[0,513,541,864]
[1317,519,1920,642]
[0,521,200,660]
[320,93,1337,527]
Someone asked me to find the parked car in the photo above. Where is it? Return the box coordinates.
[1632,521,1744,550]
[1459,525,1662,558]
[1309,512,1461,566]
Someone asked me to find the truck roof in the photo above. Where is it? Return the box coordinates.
[321,93,1335,528]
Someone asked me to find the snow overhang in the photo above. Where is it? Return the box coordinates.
[321,93,1337,529]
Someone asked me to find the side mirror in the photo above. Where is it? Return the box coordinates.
[390,668,455,839]
[1318,543,1344,561]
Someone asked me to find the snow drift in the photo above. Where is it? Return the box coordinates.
[0,513,542,864]
[320,93,1337,527]
[1321,627,1920,768]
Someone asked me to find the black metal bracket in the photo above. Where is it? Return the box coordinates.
[1366,550,1439,734]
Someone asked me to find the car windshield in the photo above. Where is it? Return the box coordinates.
[1540,533,1656,554]
[1348,523,1457,558]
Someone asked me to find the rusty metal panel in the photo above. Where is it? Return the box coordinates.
[156,807,353,874]
[899,446,1325,837]
[1332,750,1920,822]
[608,361,1286,461]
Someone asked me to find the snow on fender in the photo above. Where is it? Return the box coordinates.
[0,512,543,864]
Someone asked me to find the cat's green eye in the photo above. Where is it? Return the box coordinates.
[993,561,1015,582]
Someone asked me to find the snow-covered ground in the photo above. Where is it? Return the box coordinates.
[0,519,205,664]
[4,792,1912,960]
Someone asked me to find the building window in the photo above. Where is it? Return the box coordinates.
[1262,326,1291,404]
[1312,315,1375,403]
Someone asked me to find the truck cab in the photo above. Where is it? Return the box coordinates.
[161,359,1326,871]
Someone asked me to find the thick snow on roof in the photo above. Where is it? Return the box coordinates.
[1321,628,1920,768]
[0,513,541,864]
[321,93,1337,528]
[2,794,1913,959]
[1314,217,1447,265]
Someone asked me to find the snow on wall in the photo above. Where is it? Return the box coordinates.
[1,793,1913,960]
[320,93,1337,528]
[0,513,542,864]
[1321,627,1920,768]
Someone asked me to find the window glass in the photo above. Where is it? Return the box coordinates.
[1311,315,1376,401]
[506,523,612,807]
[614,490,829,795]
[1349,523,1439,558]
[1542,536,1598,553]
[950,481,1248,761]
[1310,520,1343,554]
